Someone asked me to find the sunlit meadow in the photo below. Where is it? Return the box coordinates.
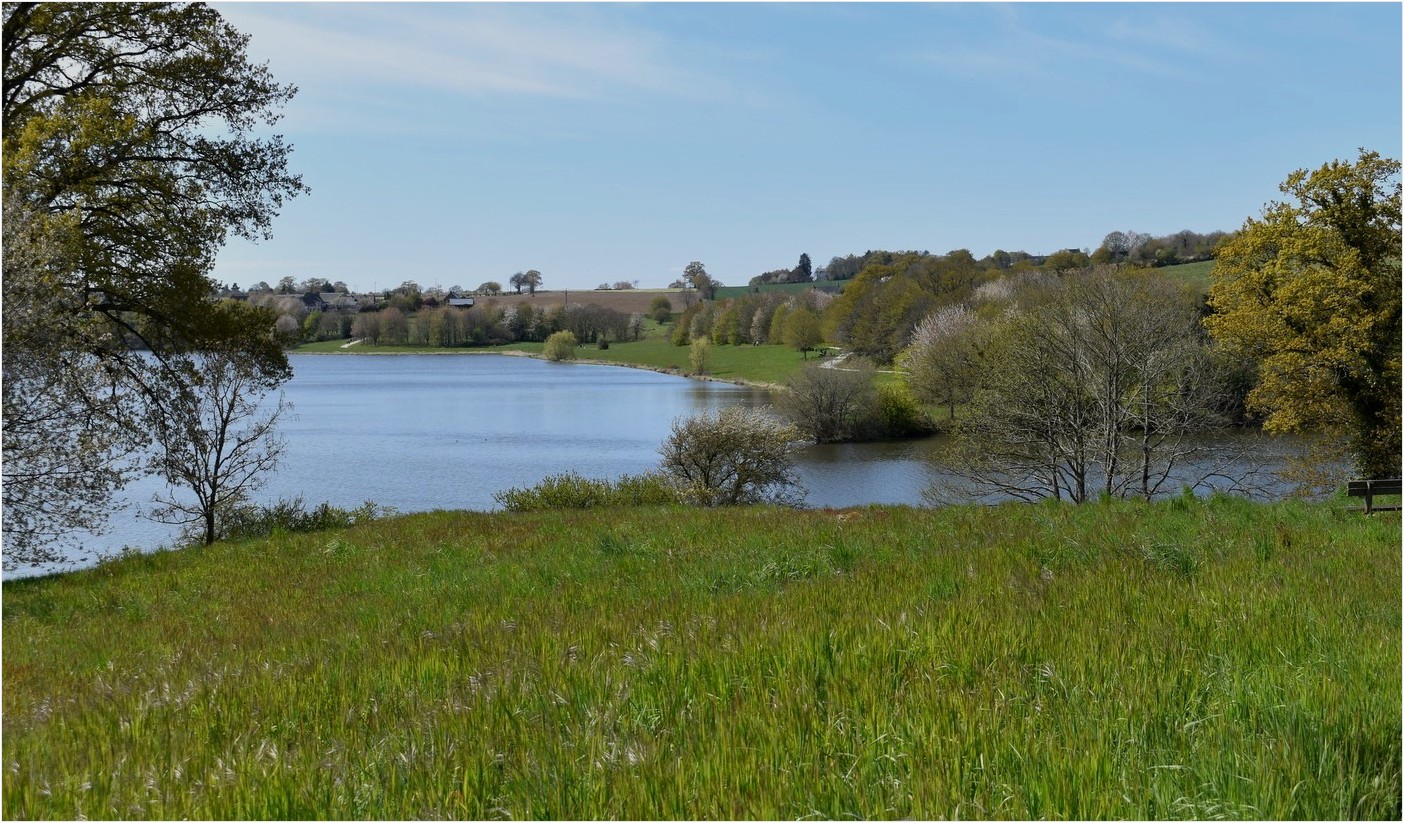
[3,497,1399,819]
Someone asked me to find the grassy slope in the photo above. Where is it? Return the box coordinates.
[1157,260,1216,294]
[295,334,817,387]
[3,499,1398,819]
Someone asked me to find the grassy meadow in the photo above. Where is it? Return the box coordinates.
[296,333,820,387]
[1158,260,1216,294]
[3,497,1399,819]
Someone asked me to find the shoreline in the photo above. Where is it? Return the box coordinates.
[292,345,784,391]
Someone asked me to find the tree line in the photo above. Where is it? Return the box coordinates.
[325,301,644,349]
[802,227,1228,285]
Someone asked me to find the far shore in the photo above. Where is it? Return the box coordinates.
[291,344,784,390]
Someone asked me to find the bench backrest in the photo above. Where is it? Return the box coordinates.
[1347,478,1403,496]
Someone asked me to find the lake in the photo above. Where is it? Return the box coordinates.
[5,353,1303,578]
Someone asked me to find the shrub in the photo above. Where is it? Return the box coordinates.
[543,330,578,361]
[215,496,393,542]
[494,472,680,512]
[689,336,712,375]
[648,295,673,323]
[868,382,934,438]
[776,360,877,443]
[658,406,804,506]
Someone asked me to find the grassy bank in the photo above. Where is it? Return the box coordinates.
[1159,260,1215,293]
[295,336,818,387]
[3,499,1398,819]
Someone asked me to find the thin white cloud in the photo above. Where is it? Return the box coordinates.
[218,3,726,105]
[1103,13,1234,60]
[909,6,1216,87]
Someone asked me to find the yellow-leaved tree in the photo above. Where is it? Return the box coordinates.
[1206,150,1401,479]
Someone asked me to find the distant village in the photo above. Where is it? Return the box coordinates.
[213,277,481,316]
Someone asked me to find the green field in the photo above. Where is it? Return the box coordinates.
[295,336,820,387]
[1157,260,1216,293]
[3,498,1398,819]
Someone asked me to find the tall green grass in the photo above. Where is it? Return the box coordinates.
[3,499,1398,819]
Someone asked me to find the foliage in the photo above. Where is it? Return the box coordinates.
[2,2,302,375]
[557,303,631,345]
[777,360,878,443]
[1,199,141,566]
[748,251,814,286]
[870,382,935,439]
[688,336,712,375]
[1042,248,1091,271]
[1206,149,1402,478]
[648,294,674,323]
[1093,228,1230,267]
[494,472,680,512]
[146,350,290,546]
[781,307,823,358]
[658,407,803,506]
[218,497,393,542]
[899,304,991,420]
[509,270,543,295]
[2,500,1398,819]
[940,269,1230,503]
[709,301,740,345]
[1,2,303,562]
[683,261,719,299]
[543,330,579,361]
[822,251,986,363]
[272,314,301,347]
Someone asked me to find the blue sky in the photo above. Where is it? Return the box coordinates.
[210,2,1402,293]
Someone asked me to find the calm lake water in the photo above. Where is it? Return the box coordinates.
[6,353,1302,578]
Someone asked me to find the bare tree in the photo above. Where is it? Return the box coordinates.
[900,305,990,420]
[147,350,289,546]
[379,306,409,345]
[273,313,301,346]
[777,360,878,443]
[935,269,1232,503]
[659,407,803,506]
[351,311,381,345]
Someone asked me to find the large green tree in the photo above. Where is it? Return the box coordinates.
[683,261,718,300]
[1206,150,1401,478]
[2,2,305,563]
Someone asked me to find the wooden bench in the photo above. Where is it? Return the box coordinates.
[1346,478,1402,514]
